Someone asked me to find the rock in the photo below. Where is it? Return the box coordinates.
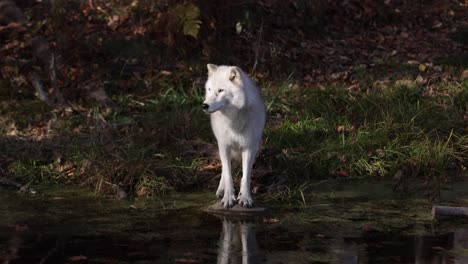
[393,170,403,180]
[204,202,268,217]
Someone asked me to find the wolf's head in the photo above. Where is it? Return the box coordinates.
[202,64,246,114]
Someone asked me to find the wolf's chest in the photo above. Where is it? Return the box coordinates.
[211,111,249,131]
[211,113,250,146]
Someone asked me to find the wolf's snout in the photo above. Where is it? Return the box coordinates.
[202,103,209,110]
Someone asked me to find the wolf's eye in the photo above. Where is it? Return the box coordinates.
[218,89,224,93]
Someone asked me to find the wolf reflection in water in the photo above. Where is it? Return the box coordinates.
[216,218,260,264]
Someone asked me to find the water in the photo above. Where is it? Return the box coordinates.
[1,182,467,263]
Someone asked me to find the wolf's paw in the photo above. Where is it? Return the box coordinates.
[215,188,224,199]
[237,193,254,208]
[221,192,236,208]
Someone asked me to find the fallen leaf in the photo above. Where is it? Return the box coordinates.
[0,254,17,261]
[432,21,443,29]
[415,75,425,85]
[361,224,374,232]
[14,224,28,232]
[335,170,349,177]
[418,64,427,72]
[199,163,220,171]
[69,255,88,261]
[263,217,279,223]
[431,246,445,250]
[137,187,149,197]
[175,259,200,263]
[255,72,266,78]
[132,25,146,35]
[407,60,420,65]
[159,70,172,76]
[461,69,468,80]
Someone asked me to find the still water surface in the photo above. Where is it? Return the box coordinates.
[1,182,467,263]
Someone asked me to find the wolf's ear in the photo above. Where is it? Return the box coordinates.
[229,67,241,84]
[207,64,218,76]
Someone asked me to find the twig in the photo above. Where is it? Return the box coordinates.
[29,72,51,105]
[251,19,264,75]
[38,239,61,264]
[49,53,64,105]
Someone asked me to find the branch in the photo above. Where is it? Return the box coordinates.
[432,206,468,220]
[29,72,51,105]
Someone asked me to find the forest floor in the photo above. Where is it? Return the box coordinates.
[0,65,466,201]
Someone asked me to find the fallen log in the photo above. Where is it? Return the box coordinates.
[432,206,468,220]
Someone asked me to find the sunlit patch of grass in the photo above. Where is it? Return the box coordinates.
[10,159,60,183]
[263,78,467,201]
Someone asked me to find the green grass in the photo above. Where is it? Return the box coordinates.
[0,72,466,201]
[266,81,466,187]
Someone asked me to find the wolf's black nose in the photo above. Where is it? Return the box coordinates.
[202,103,209,110]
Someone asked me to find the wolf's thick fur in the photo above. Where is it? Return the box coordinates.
[202,64,266,208]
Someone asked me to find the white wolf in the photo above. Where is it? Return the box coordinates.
[202,64,266,208]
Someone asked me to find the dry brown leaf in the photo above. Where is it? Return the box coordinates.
[199,163,220,171]
[14,224,28,232]
[137,186,150,197]
[335,170,349,177]
[418,64,427,72]
[461,69,468,80]
[263,217,280,223]
[50,196,65,200]
[69,255,88,261]
[175,259,200,263]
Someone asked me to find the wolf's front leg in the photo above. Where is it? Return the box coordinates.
[217,218,235,264]
[219,144,236,208]
[216,172,225,198]
[238,148,257,208]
